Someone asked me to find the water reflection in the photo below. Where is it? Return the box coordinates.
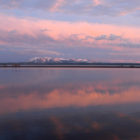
[0,68,140,140]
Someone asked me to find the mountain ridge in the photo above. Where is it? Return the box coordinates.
[29,57,92,64]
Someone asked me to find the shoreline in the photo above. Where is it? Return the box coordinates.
[0,64,140,68]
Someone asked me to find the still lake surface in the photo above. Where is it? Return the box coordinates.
[0,68,140,140]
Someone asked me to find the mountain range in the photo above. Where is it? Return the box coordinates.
[29,57,92,64]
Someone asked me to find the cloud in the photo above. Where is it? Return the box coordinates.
[0,0,55,10]
[50,0,65,12]
[93,0,102,6]
[95,34,122,41]
[50,117,65,140]
[0,14,139,42]
[0,14,140,62]
[0,85,140,115]
[0,66,140,114]
[0,0,140,16]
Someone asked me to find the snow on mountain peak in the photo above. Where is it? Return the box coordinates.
[29,57,90,64]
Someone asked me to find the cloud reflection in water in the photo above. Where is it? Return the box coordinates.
[0,68,140,140]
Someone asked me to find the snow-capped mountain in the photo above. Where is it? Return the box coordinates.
[29,57,90,64]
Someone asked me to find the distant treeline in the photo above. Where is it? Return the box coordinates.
[0,62,140,68]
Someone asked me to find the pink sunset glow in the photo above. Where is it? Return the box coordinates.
[0,86,140,115]
[0,0,139,62]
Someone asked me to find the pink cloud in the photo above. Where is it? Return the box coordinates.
[93,0,102,6]
[50,0,65,12]
[0,85,5,89]
[0,14,140,40]
[0,85,140,115]
[0,14,140,60]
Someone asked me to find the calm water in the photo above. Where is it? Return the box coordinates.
[0,68,140,140]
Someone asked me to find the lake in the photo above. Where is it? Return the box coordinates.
[0,68,140,140]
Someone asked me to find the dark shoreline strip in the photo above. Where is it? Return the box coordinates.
[0,65,140,68]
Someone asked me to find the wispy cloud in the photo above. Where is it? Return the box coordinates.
[0,0,139,16]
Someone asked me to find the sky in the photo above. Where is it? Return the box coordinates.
[0,0,140,62]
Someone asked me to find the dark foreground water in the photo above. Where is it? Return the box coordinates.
[0,68,140,140]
